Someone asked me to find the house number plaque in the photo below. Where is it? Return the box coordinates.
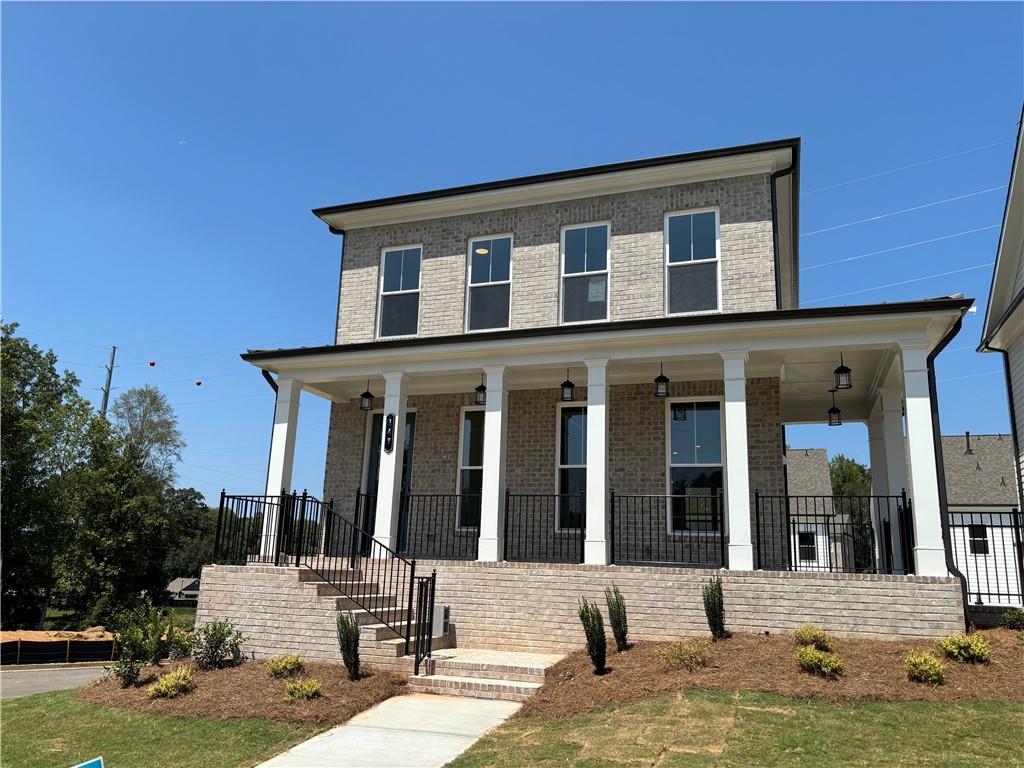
[383,413,395,454]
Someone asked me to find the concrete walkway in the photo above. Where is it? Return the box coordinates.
[1,666,107,699]
[258,693,519,768]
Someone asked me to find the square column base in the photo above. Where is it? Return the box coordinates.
[584,538,610,566]
[728,543,753,571]
[913,546,948,577]
[477,537,504,562]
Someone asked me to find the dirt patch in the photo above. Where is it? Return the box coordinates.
[1,627,112,642]
[521,629,1024,720]
[77,661,407,724]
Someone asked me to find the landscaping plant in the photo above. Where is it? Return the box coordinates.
[193,619,245,670]
[284,678,323,701]
[1001,607,1024,630]
[905,651,945,684]
[936,632,990,664]
[604,585,629,652]
[109,620,152,687]
[793,624,834,652]
[794,645,844,678]
[166,625,196,661]
[265,655,305,678]
[659,638,711,671]
[702,576,727,640]
[578,598,607,675]
[336,612,361,681]
[147,666,196,699]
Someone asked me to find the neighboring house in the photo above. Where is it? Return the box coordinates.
[199,137,973,675]
[166,577,200,601]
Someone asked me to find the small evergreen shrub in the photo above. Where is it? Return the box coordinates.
[702,576,726,640]
[109,621,150,687]
[284,678,323,701]
[193,619,245,670]
[794,645,844,678]
[793,624,834,652]
[577,598,607,675]
[147,666,196,699]
[265,655,305,678]
[1000,607,1024,630]
[108,657,145,688]
[604,585,629,652]
[166,626,196,661]
[336,612,361,681]
[659,639,711,671]
[936,633,990,664]
[110,599,170,671]
[905,651,945,684]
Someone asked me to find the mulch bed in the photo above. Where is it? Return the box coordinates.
[521,629,1024,720]
[78,661,407,724]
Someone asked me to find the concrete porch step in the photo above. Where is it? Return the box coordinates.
[407,674,542,702]
[368,633,450,659]
[421,648,562,684]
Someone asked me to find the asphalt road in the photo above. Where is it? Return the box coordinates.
[0,666,106,699]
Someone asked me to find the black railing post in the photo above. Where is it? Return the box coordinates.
[579,492,586,564]
[404,559,416,658]
[753,490,761,569]
[295,490,308,564]
[718,489,726,568]
[783,494,794,571]
[503,489,510,561]
[214,489,226,562]
[273,490,287,567]
[609,490,616,565]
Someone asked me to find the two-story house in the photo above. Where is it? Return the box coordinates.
[199,138,971,678]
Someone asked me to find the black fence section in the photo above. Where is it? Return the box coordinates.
[504,492,585,563]
[611,492,726,568]
[0,639,117,665]
[399,494,480,561]
[413,571,437,676]
[948,508,1024,607]
[754,493,913,575]
[214,491,332,566]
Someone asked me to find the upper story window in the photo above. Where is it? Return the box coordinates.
[466,235,512,331]
[665,209,720,315]
[561,223,609,324]
[378,246,421,338]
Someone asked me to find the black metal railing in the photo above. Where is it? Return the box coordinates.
[214,491,329,566]
[611,492,726,568]
[412,570,437,675]
[947,508,1024,606]
[754,492,913,575]
[504,491,585,563]
[399,494,480,560]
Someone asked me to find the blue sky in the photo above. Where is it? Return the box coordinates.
[3,2,1022,504]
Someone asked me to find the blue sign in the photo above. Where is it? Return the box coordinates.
[71,758,104,768]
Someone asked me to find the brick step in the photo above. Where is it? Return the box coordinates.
[328,594,402,611]
[407,674,542,702]
[420,658,548,684]
[296,568,362,582]
[359,618,432,642]
[309,581,381,598]
[344,606,411,627]
[366,633,450,659]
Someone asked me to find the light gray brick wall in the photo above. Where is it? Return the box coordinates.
[336,174,775,344]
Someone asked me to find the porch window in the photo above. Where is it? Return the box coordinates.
[968,524,989,555]
[798,531,817,562]
[668,401,723,532]
[561,223,609,324]
[467,236,512,331]
[379,246,421,338]
[458,409,485,529]
[665,210,719,315]
[557,405,587,529]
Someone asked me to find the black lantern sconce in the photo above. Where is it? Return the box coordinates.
[827,389,842,427]
[359,380,374,412]
[560,369,576,402]
[654,363,670,398]
[833,353,853,391]
[474,373,487,406]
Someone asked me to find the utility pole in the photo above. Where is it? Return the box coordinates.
[100,345,117,416]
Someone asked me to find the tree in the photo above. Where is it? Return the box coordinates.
[111,385,184,484]
[830,454,872,497]
[162,488,218,578]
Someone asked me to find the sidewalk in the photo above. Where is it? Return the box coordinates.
[258,693,519,768]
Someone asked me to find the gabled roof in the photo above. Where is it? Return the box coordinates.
[941,433,1019,507]
[166,577,200,594]
[786,448,833,496]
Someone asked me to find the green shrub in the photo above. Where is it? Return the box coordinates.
[284,678,323,701]
[577,598,607,675]
[604,585,628,653]
[193,619,245,670]
[166,626,196,661]
[108,657,145,688]
[793,624,834,652]
[265,655,305,678]
[147,666,196,699]
[936,633,990,664]
[336,613,361,681]
[1000,607,1024,630]
[794,645,844,678]
[702,576,726,640]
[905,651,945,684]
[659,639,711,671]
[111,599,170,669]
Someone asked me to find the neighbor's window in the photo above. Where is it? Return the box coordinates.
[968,524,989,555]
[798,531,817,562]
[665,210,719,314]
[457,409,484,529]
[379,246,421,338]
[561,223,609,323]
[557,406,587,529]
[668,401,723,533]
[467,236,512,331]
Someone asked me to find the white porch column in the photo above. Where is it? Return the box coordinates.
[722,352,753,570]
[877,388,909,572]
[900,342,948,576]
[478,365,508,562]
[867,405,891,568]
[373,372,407,552]
[262,378,302,557]
[583,359,610,565]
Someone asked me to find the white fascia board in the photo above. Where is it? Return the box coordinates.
[982,120,1024,341]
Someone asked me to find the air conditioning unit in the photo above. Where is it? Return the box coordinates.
[432,603,450,637]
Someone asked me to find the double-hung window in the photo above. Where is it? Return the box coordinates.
[665,209,719,315]
[556,405,587,530]
[667,400,723,532]
[457,408,484,529]
[968,524,989,555]
[467,235,512,331]
[378,246,421,338]
[561,223,609,323]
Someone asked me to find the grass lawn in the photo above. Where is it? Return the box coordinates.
[0,690,324,768]
[170,605,197,630]
[451,689,1024,768]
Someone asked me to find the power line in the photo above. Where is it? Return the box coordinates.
[800,225,1000,272]
[802,262,993,305]
[937,370,1002,383]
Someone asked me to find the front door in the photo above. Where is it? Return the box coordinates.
[363,412,417,536]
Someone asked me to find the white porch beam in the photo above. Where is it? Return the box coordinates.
[478,366,508,562]
[262,378,302,557]
[583,359,610,565]
[373,372,408,552]
[722,352,753,570]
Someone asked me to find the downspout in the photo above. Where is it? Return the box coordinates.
[769,168,791,311]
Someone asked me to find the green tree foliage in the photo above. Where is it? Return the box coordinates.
[829,454,872,497]
[162,489,218,579]
[111,385,185,484]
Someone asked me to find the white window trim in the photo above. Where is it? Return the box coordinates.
[464,233,514,333]
[554,401,587,533]
[663,207,722,318]
[455,405,485,531]
[663,396,725,535]
[559,221,611,326]
[376,244,424,340]
[359,407,418,495]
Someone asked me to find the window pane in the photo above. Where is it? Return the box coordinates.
[490,237,511,282]
[462,410,485,467]
[563,274,607,322]
[668,214,692,264]
[558,468,585,529]
[560,407,587,465]
[670,404,696,464]
[459,469,482,528]
[470,243,491,285]
[670,493,720,533]
[382,250,403,292]
[380,293,418,337]
[585,225,607,272]
[468,284,510,330]
[668,261,718,314]
[564,227,587,274]
[798,531,817,561]
[693,402,722,464]
[670,467,723,496]
[401,248,420,290]
[692,212,716,261]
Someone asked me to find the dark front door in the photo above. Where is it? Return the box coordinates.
[363,412,416,536]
